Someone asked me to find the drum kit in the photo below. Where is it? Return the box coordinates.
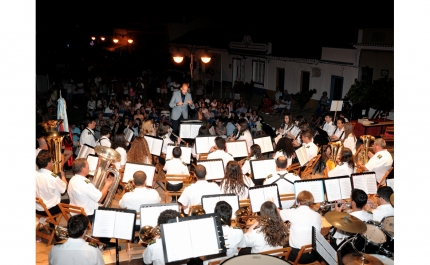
[325,211,394,265]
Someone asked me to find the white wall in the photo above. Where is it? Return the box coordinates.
[321,47,357,64]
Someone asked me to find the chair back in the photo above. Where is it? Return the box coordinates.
[58,203,91,230]
[36,197,63,245]
[163,174,190,203]
[287,163,301,175]
[301,154,321,179]
[292,244,319,265]
[377,166,394,188]
[259,247,292,260]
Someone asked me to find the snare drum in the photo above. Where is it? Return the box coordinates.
[380,216,394,255]
[352,221,386,254]
[221,254,292,264]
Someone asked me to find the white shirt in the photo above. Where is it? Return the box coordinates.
[328,163,354,178]
[343,134,357,155]
[95,136,111,148]
[237,130,253,153]
[244,227,284,253]
[80,128,96,147]
[49,238,104,265]
[322,121,336,136]
[241,156,256,175]
[67,174,102,215]
[36,168,67,211]
[372,204,394,222]
[119,187,161,225]
[113,147,127,169]
[163,158,189,184]
[219,175,255,200]
[332,127,345,140]
[203,226,246,265]
[365,149,393,182]
[207,149,234,170]
[178,180,220,214]
[304,141,318,160]
[280,206,322,249]
[161,133,174,155]
[264,171,301,209]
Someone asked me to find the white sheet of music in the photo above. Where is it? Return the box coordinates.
[339,178,352,199]
[163,221,193,261]
[123,163,155,186]
[387,178,394,191]
[144,136,163,156]
[188,217,220,257]
[251,159,276,179]
[295,146,309,166]
[352,173,377,194]
[313,226,337,265]
[202,195,239,218]
[191,124,201,138]
[112,212,135,240]
[324,179,342,202]
[226,141,248,158]
[294,181,325,203]
[249,185,280,211]
[140,204,179,228]
[87,155,98,172]
[198,160,225,180]
[195,136,216,154]
[253,136,273,153]
[92,210,116,238]
[180,124,201,138]
[166,145,192,164]
[365,174,377,194]
[125,128,134,142]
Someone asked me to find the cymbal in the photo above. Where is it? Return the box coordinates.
[342,253,383,265]
[390,193,394,207]
[324,211,367,234]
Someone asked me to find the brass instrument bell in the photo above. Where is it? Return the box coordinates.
[358,135,375,166]
[189,205,206,216]
[139,225,161,247]
[234,206,250,228]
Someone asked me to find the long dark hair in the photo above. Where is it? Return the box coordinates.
[221,161,246,197]
[274,137,295,158]
[111,133,127,149]
[259,201,288,247]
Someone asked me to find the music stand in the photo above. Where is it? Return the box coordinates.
[330,100,343,121]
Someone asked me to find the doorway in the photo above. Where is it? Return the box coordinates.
[301,71,310,92]
[276,68,285,93]
[330,75,344,102]
[232,58,242,83]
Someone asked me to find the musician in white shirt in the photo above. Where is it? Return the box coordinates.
[208,137,234,170]
[356,138,393,183]
[95,125,111,147]
[229,118,253,153]
[301,130,318,160]
[322,114,336,136]
[330,118,346,141]
[342,122,357,155]
[328,147,356,177]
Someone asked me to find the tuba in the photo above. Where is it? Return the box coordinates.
[324,141,343,177]
[91,145,122,207]
[357,135,375,169]
[55,225,106,250]
[39,120,70,174]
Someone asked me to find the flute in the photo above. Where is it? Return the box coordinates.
[170,131,188,146]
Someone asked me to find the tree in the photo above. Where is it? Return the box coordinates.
[290,89,317,113]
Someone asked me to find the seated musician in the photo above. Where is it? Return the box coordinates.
[178,165,220,216]
[119,171,161,231]
[220,161,254,200]
[208,136,234,170]
[264,156,300,209]
[203,201,246,265]
[327,147,356,178]
[366,186,394,222]
[331,188,373,247]
[244,201,288,254]
[240,144,265,185]
[301,130,318,160]
[273,137,296,167]
[228,118,253,153]
[127,137,152,165]
[329,117,346,141]
[158,122,181,165]
[143,209,189,265]
[163,147,189,202]
[313,113,336,146]
[49,214,105,265]
[279,191,322,264]
[356,138,393,183]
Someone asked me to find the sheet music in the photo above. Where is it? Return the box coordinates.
[324,179,342,202]
[197,160,225,180]
[339,178,352,199]
[352,174,366,192]
[313,226,337,265]
[386,178,394,191]
[125,128,134,142]
[226,141,248,158]
[92,210,116,238]
[251,159,276,179]
[202,195,239,219]
[295,146,309,166]
[352,173,377,194]
[191,124,201,138]
[253,136,273,153]
[123,162,156,186]
[365,174,378,194]
[249,185,280,211]
[144,136,163,156]
[180,124,202,138]
[163,221,193,261]
[188,217,220,257]
[195,136,216,154]
[113,212,135,240]
[140,204,179,228]
[166,145,192,164]
[87,155,98,172]
[294,180,325,203]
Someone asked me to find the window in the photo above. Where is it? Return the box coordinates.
[361,67,374,82]
[252,60,265,84]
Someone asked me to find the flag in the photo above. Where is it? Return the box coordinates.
[57,92,75,167]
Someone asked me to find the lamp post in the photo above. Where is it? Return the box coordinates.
[172,45,211,94]
[113,33,133,54]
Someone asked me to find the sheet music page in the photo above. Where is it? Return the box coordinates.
[113,211,135,241]
[352,175,367,193]
[313,226,337,265]
[189,217,220,257]
[123,163,140,183]
[180,147,192,164]
[202,196,220,214]
[151,137,163,156]
[253,138,265,152]
[262,136,273,153]
[248,188,265,212]
[160,204,180,213]
[339,178,352,200]
[140,207,160,228]
[324,179,342,202]
[163,221,193,262]
[87,155,98,172]
[143,136,155,155]
[180,124,191,138]
[251,160,268,180]
[295,181,325,203]
[210,160,225,180]
[197,161,212,179]
[236,141,248,157]
[125,128,134,142]
[195,137,211,154]
[295,146,308,166]
[263,185,280,208]
[225,142,238,157]
[365,174,378,194]
[191,124,202,138]
[143,165,156,187]
[386,178,394,191]
[92,210,116,238]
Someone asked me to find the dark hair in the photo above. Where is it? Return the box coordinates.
[274,137,295,159]
[72,158,87,175]
[237,118,249,133]
[157,209,181,226]
[111,133,127,149]
[351,189,368,209]
[84,117,95,127]
[259,201,288,247]
[133,171,147,186]
[215,136,226,150]
[100,125,111,136]
[67,214,89,238]
[275,156,288,169]
[36,150,51,169]
[325,113,333,120]
[195,164,207,179]
[221,161,246,197]
[340,147,355,171]
[336,117,346,124]
[377,186,394,202]
[172,147,182,158]
[250,144,263,159]
[214,201,232,226]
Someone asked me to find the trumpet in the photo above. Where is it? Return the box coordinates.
[316,201,351,215]
[55,225,106,250]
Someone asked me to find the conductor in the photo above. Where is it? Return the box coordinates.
[169,82,195,140]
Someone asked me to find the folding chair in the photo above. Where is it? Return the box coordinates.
[290,244,321,265]
[279,193,296,208]
[287,163,301,175]
[301,155,321,180]
[377,166,394,188]
[58,203,91,230]
[260,246,292,260]
[163,174,190,203]
[36,198,63,245]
